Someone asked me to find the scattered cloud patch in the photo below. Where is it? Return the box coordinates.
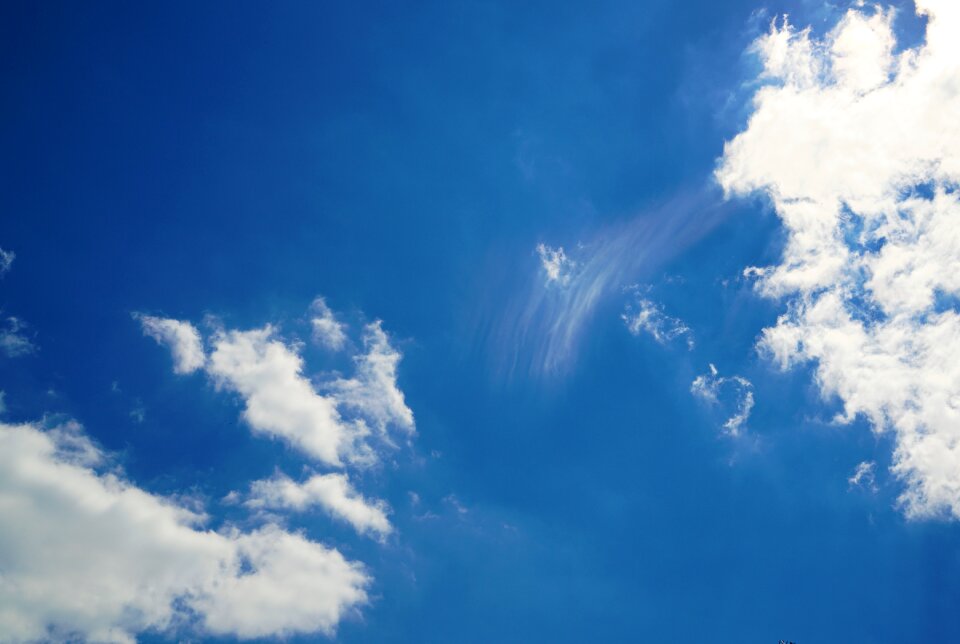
[0,247,14,276]
[849,460,878,492]
[622,291,693,348]
[536,243,576,286]
[0,419,368,642]
[247,472,392,540]
[136,314,205,374]
[718,0,960,518]
[691,364,754,436]
[142,303,414,468]
[0,316,35,357]
[329,321,415,440]
[311,297,348,351]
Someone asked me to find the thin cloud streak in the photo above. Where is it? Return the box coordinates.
[487,188,732,378]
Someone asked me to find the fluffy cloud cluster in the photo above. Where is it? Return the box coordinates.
[718,1,960,516]
[690,364,754,437]
[0,420,368,643]
[139,305,414,471]
[139,300,413,541]
[206,325,355,466]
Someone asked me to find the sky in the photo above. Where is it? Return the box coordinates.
[1,0,959,642]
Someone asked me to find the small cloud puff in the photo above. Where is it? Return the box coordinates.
[691,364,754,437]
[310,296,348,351]
[0,247,14,276]
[622,290,693,349]
[536,243,576,286]
[849,460,879,492]
[245,472,392,540]
[0,316,35,357]
[136,314,206,374]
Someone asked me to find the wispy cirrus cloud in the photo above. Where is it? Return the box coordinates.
[488,191,731,377]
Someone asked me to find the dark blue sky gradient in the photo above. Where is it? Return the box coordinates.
[1,1,957,642]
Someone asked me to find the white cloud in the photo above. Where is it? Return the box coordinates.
[329,321,415,439]
[311,297,348,351]
[0,247,14,276]
[149,306,414,469]
[494,195,729,377]
[849,460,878,492]
[247,472,392,540]
[207,325,358,467]
[0,316,34,357]
[137,315,206,374]
[0,419,368,643]
[717,1,960,518]
[691,364,754,436]
[622,293,693,348]
[536,243,576,286]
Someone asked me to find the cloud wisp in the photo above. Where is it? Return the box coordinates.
[491,190,731,377]
[690,364,755,437]
[622,290,694,349]
[718,1,960,517]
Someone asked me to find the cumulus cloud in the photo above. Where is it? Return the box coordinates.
[143,303,414,468]
[718,1,960,517]
[247,472,392,540]
[311,297,348,351]
[0,316,34,357]
[136,314,206,374]
[329,321,415,439]
[622,292,693,348]
[207,325,358,467]
[536,243,576,286]
[0,419,368,643]
[691,364,754,436]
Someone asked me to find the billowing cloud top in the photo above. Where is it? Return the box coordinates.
[718,0,960,517]
[137,314,206,374]
[0,420,369,643]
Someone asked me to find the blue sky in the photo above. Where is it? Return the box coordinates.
[1,1,959,642]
